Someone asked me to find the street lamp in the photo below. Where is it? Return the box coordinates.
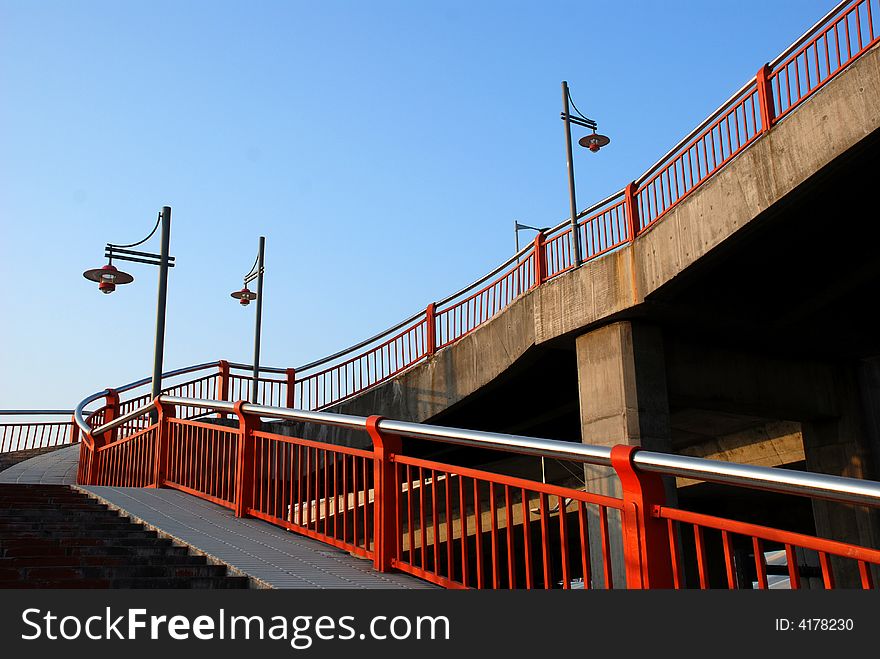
[513,220,549,253]
[561,81,610,268]
[83,206,174,406]
[230,236,265,403]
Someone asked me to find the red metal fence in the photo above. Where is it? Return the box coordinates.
[0,411,79,454]
[76,395,880,590]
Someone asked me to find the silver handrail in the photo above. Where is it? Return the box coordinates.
[75,390,111,434]
[87,395,880,510]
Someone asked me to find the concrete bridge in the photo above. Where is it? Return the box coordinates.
[4,1,880,590]
[313,34,880,555]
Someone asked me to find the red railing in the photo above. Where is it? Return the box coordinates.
[770,0,878,121]
[658,506,880,589]
[91,425,157,488]
[388,453,622,589]
[76,395,880,590]
[0,411,80,454]
[246,429,376,559]
[164,417,239,508]
[635,84,763,232]
[293,318,429,410]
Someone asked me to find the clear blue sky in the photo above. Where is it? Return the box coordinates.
[0,0,833,409]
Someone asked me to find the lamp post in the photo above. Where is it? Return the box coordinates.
[514,220,548,253]
[561,81,610,268]
[230,236,265,403]
[83,206,174,407]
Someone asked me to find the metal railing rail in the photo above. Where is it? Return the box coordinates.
[82,395,880,511]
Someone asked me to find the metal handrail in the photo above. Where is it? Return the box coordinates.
[74,390,110,434]
[89,395,880,510]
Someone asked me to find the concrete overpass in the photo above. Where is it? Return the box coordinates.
[298,39,880,560]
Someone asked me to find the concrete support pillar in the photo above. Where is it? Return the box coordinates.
[802,363,880,587]
[575,321,673,588]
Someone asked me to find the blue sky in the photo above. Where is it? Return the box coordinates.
[0,0,833,409]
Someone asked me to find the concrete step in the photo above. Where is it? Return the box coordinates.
[0,529,160,541]
[0,521,149,533]
[0,554,208,568]
[0,564,231,581]
[0,484,249,589]
[0,576,250,589]
[2,543,192,559]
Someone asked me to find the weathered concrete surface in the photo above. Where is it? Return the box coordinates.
[632,41,880,299]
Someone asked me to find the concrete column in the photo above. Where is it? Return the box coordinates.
[802,363,880,587]
[575,321,673,588]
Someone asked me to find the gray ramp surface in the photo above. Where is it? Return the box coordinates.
[79,486,436,590]
[0,444,80,484]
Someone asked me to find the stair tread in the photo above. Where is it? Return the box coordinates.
[0,485,247,589]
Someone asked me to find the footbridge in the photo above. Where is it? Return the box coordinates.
[3,0,880,589]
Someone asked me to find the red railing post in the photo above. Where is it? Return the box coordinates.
[152,398,176,488]
[425,303,437,357]
[610,445,674,589]
[83,432,98,485]
[286,368,296,409]
[366,415,401,573]
[625,181,641,241]
[99,389,120,448]
[532,232,547,288]
[233,400,258,518]
[217,360,231,418]
[756,63,776,134]
[69,414,80,447]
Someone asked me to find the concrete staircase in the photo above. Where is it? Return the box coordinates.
[0,484,250,588]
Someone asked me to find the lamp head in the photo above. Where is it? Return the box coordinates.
[231,286,257,306]
[83,263,134,294]
[578,131,611,152]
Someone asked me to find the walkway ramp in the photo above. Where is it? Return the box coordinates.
[0,448,432,589]
[77,486,434,589]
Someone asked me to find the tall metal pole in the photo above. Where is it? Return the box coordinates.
[251,236,265,403]
[562,81,582,268]
[150,206,172,407]
[514,219,520,253]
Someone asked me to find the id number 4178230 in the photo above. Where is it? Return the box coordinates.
[775,619,854,631]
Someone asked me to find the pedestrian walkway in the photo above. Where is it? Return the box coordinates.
[77,486,434,589]
[0,444,80,484]
[0,446,433,589]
